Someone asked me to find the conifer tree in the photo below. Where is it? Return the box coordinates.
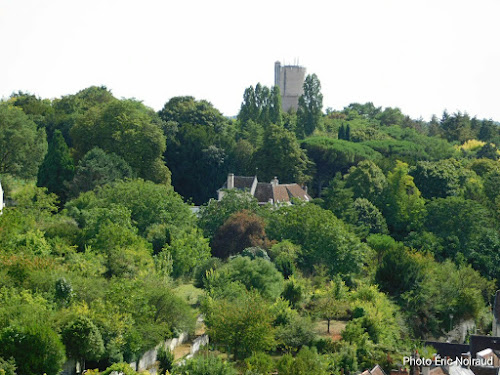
[338,124,345,140]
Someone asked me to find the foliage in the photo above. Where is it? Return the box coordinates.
[198,190,260,239]
[66,179,193,237]
[62,316,104,364]
[212,257,284,300]
[238,83,282,127]
[302,137,381,195]
[71,99,170,184]
[157,346,175,374]
[265,203,371,276]
[254,124,313,184]
[211,210,269,258]
[101,362,137,375]
[159,96,230,204]
[244,352,275,374]
[68,147,133,196]
[410,159,470,199]
[276,347,327,375]
[352,198,388,238]
[204,291,276,359]
[314,277,349,333]
[37,130,74,203]
[0,102,47,179]
[0,357,16,375]
[344,160,387,205]
[297,74,323,138]
[275,313,316,353]
[0,324,66,375]
[172,355,237,375]
[383,161,426,237]
[163,229,211,278]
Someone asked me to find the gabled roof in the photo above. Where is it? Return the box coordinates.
[254,183,273,203]
[371,364,387,375]
[219,174,311,204]
[219,176,256,191]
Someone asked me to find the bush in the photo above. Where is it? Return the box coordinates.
[101,362,137,375]
[0,324,66,375]
[157,346,174,374]
[172,355,237,375]
[244,352,275,374]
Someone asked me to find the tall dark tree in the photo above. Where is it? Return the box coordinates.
[37,130,75,203]
[297,74,323,138]
[67,147,133,197]
[238,86,259,126]
[345,124,351,141]
[159,96,230,204]
[338,124,345,140]
[254,124,312,184]
[269,86,283,126]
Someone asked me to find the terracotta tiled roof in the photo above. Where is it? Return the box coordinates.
[285,184,311,201]
[371,365,387,375]
[272,185,290,202]
[219,174,310,204]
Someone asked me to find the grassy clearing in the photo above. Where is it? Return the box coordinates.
[315,319,347,341]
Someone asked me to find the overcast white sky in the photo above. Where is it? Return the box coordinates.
[1,0,499,120]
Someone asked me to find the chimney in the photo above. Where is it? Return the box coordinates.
[271,177,279,186]
[227,173,234,189]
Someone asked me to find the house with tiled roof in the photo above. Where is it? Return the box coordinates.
[217,173,311,205]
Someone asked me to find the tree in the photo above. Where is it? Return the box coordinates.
[0,103,47,179]
[315,278,349,333]
[71,99,170,184]
[0,324,66,375]
[254,124,313,184]
[163,228,211,277]
[204,291,276,359]
[270,85,283,126]
[297,74,323,138]
[302,137,381,195]
[383,161,426,237]
[211,210,269,258]
[159,97,231,204]
[265,203,371,276]
[37,130,75,203]
[215,256,285,300]
[352,198,388,238]
[66,179,194,237]
[198,189,260,239]
[68,147,133,196]
[338,124,345,140]
[344,160,387,205]
[172,355,237,375]
[410,159,470,199]
[157,346,174,374]
[62,316,104,369]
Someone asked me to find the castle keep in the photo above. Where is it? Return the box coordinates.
[274,61,306,112]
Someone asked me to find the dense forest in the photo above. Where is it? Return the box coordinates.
[1,76,500,375]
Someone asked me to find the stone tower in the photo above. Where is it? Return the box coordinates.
[274,61,306,112]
